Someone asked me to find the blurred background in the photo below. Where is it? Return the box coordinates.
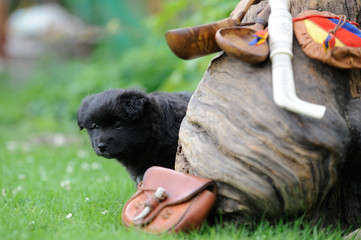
[0,0,238,137]
[0,2,244,236]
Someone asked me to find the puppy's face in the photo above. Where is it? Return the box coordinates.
[77,89,151,160]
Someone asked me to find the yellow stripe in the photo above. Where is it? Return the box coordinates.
[304,19,345,47]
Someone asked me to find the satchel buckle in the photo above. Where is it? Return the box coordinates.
[133,187,167,221]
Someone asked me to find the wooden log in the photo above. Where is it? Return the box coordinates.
[175,0,361,225]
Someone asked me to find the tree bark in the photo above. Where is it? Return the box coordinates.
[175,0,361,226]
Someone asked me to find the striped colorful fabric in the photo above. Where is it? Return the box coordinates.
[293,10,361,68]
[293,15,361,49]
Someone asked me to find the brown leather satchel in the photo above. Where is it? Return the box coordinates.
[122,166,217,234]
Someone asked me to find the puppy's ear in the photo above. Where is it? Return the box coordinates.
[77,114,85,130]
[77,95,95,130]
[118,90,148,120]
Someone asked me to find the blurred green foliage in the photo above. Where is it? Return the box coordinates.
[62,0,147,53]
[0,0,240,131]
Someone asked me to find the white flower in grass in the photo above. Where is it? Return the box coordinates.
[81,162,90,170]
[60,180,71,191]
[66,161,75,173]
[85,197,90,201]
[6,141,17,151]
[101,210,108,215]
[66,213,73,219]
[53,133,66,147]
[1,188,6,198]
[39,167,47,181]
[77,150,88,159]
[104,175,110,182]
[66,166,74,173]
[91,162,102,170]
[29,221,35,225]
[18,174,26,180]
[12,186,22,195]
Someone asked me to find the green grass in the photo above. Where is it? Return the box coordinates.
[0,128,349,240]
[0,0,355,237]
[0,80,350,240]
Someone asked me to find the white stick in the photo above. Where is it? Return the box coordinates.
[268,0,326,119]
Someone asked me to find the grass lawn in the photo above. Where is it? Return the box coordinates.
[0,86,351,240]
[0,126,350,240]
[0,48,354,239]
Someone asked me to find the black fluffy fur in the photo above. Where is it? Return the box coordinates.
[77,88,192,183]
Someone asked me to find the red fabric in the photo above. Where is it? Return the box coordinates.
[310,16,361,47]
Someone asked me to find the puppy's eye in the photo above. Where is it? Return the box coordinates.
[91,123,99,129]
[114,121,123,129]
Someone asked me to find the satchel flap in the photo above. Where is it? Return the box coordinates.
[134,166,217,225]
[143,166,216,198]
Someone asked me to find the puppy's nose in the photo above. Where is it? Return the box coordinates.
[97,142,107,152]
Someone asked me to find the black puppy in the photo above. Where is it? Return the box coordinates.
[77,88,192,183]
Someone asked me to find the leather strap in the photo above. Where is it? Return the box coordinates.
[255,17,268,27]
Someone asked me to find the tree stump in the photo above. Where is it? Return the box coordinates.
[175,0,361,226]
